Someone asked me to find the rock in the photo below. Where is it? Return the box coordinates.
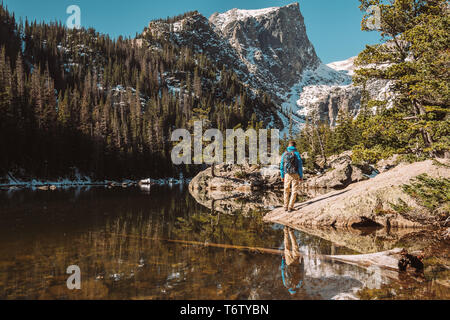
[350,165,370,182]
[37,186,49,191]
[189,161,286,215]
[298,68,395,126]
[306,153,369,189]
[49,185,57,191]
[190,189,284,216]
[301,152,309,163]
[259,165,281,186]
[376,154,401,173]
[307,164,352,189]
[283,225,425,254]
[189,161,282,194]
[327,150,353,164]
[264,160,450,229]
[299,85,362,126]
[329,153,352,168]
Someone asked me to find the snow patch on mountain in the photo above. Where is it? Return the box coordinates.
[210,7,281,32]
[278,63,353,130]
[327,56,357,76]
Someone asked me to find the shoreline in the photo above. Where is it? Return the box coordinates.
[0,176,191,190]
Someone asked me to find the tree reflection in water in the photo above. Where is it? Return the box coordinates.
[0,186,447,300]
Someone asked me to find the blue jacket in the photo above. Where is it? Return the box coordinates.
[280,146,303,179]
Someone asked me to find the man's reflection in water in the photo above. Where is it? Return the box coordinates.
[281,226,305,295]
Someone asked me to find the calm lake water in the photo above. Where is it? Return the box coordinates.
[0,185,447,300]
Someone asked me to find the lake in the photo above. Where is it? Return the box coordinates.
[0,185,447,300]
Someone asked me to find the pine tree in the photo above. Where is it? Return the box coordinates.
[57,90,70,126]
[355,0,449,161]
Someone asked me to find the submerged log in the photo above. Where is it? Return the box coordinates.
[327,248,403,271]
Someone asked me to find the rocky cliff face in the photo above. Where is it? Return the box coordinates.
[146,13,251,81]
[297,84,362,126]
[293,57,396,126]
[209,3,320,96]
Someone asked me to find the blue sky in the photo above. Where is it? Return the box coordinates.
[3,0,381,63]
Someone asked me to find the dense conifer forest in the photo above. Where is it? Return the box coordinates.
[0,5,274,180]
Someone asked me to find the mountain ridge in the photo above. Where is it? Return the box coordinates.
[140,3,361,132]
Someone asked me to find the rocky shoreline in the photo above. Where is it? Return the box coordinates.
[189,154,449,230]
[188,151,385,193]
[0,173,189,190]
[263,159,449,229]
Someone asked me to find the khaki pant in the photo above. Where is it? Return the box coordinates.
[284,227,300,266]
[284,173,301,210]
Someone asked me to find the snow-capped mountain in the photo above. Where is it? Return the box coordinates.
[209,3,320,97]
[140,3,388,131]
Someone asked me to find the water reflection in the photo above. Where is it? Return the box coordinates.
[0,187,447,300]
[276,226,393,300]
[281,227,305,295]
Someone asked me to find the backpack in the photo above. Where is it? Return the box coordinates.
[284,152,298,174]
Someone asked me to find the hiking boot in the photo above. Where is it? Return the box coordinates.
[284,207,288,212]
[288,208,294,213]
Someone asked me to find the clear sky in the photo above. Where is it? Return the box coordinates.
[3,0,381,63]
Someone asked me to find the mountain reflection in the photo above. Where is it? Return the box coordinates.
[0,186,420,300]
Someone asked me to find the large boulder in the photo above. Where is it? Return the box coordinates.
[376,154,401,173]
[264,160,450,229]
[189,161,285,215]
[259,165,282,186]
[189,161,282,194]
[306,153,371,189]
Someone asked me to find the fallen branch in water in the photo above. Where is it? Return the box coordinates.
[96,231,284,255]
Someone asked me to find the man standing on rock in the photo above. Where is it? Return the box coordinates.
[280,141,303,212]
